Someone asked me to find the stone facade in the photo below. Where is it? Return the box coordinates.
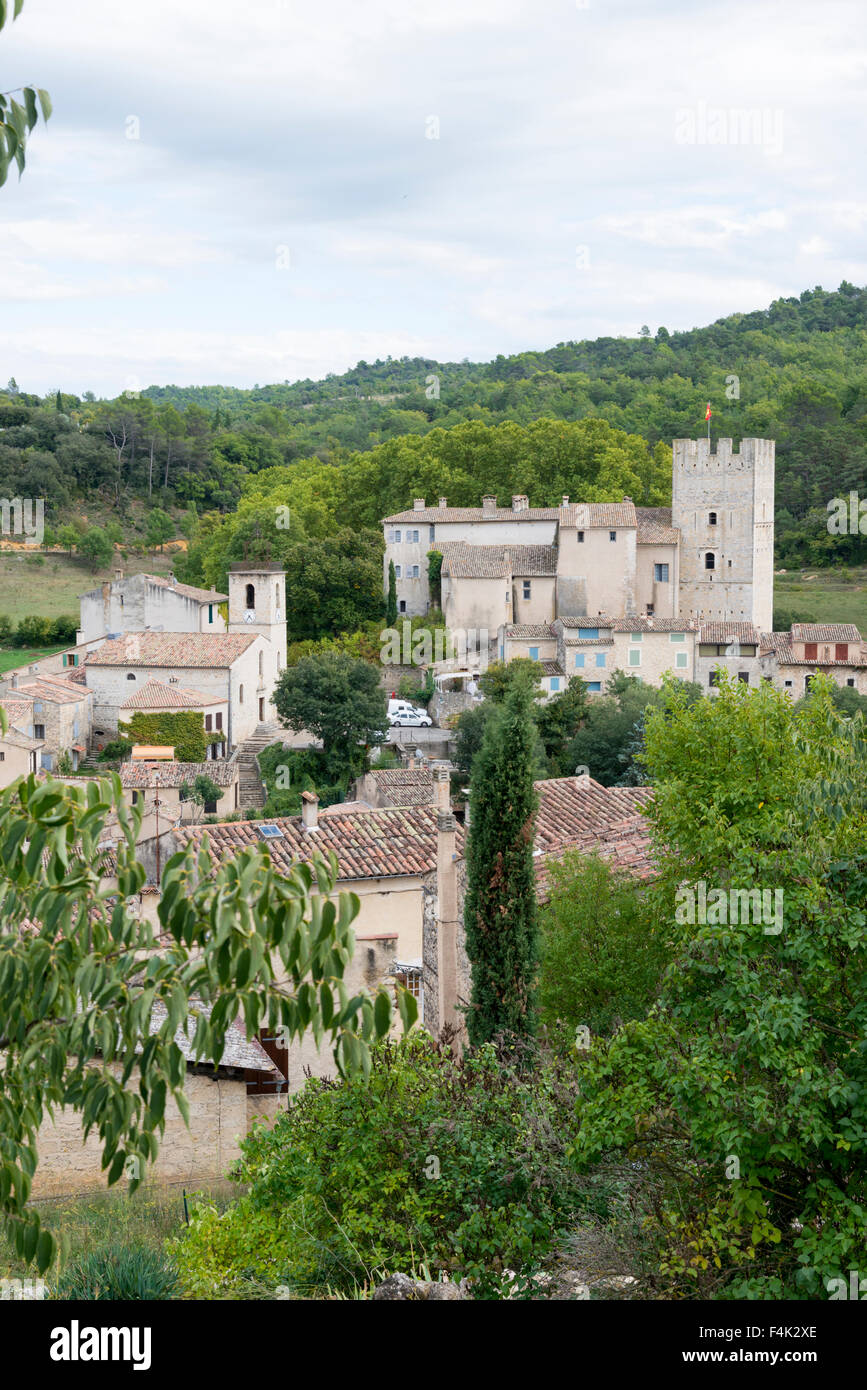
[78,573,228,645]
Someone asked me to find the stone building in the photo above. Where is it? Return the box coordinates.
[119,678,229,759]
[0,673,92,771]
[382,438,774,635]
[696,621,762,693]
[758,623,867,697]
[78,572,229,645]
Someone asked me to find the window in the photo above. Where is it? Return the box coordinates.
[529,647,539,661]
[609,531,617,542]
[738,672,749,683]
[628,649,641,667]
[595,653,606,668]
[836,644,848,661]
[847,678,856,687]
[763,675,773,683]
[646,604,654,616]
[216,712,223,730]
[409,565,420,578]
[407,529,420,543]
[630,632,643,642]
[399,600,406,614]
[126,672,136,680]
[245,583,255,608]
[0,752,4,762]
[705,553,715,570]
[208,604,214,624]
[577,530,584,542]
[574,653,585,669]
[522,581,531,600]
[34,723,45,740]
[708,512,717,526]
[709,671,719,688]
[582,628,598,640]
[204,799,217,815]
[675,651,688,669]
[587,681,602,692]
[259,651,264,676]
[205,715,212,732]
[804,642,817,660]
[131,790,139,805]
[669,631,685,642]
[429,526,435,543]
[549,677,560,692]
[394,565,402,579]
[784,680,792,688]
[239,684,244,704]
[394,530,401,543]
[654,563,669,582]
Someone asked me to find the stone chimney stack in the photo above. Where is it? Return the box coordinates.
[301,789,319,831]
[511,494,529,513]
[562,495,570,507]
[436,810,464,1047]
[10,672,18,690]
[413,498,425,512]
[481,495,497,516]
[438,497,448,510]
[462,788,471,827]
[432,765,450,812]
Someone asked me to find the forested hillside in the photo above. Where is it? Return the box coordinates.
[2,281,866,581]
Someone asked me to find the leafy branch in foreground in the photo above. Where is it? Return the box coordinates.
[0,1,52,188]
[0,770,415,1274]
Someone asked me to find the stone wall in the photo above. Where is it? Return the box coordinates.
[30,1066,249,1197]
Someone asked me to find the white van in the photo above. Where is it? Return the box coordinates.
[387,699,432,728]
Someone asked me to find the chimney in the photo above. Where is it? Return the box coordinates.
[413,498,425,512]
[511,494,528,513]
[405,745,417,770]
[462,788,471,827]
[169,573,177,587]
[11,673,18,689]
[438,497,448,510]
[436,810,464,1047]
[561,495,570,507]
[481,495,497,516]
[301,789,319,831]
[432,765,450,812]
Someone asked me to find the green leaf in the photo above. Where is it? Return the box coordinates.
[36,89,52,122]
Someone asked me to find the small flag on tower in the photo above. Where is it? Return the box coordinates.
[705,402,712,421]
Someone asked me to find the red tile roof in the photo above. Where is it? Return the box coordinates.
[86,632,257,669]
[120,679,224,710]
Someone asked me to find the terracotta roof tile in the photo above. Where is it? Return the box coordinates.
[791,623,861,643]
[700,622,759,644]
[86,632,257,669]
[439,542,557,578]
[119,760,237,788]
[120,679,224,710]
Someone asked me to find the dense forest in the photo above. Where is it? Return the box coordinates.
[2,281,866,608]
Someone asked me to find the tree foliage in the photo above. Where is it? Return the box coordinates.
[0,771,408,1273]
[0,2,52,190]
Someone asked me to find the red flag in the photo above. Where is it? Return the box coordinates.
[705,402,712,421]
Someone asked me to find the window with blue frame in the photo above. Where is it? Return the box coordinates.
[582,628,599,640]
[529,646,539,660]
[574,653,585,668]
[595,652,606,667]
[587,681,602,692]
[654,563,669,582]
[549,677,560,692]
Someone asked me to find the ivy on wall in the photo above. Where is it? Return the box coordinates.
[118,711,222,763]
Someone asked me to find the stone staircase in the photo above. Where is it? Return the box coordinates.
[233,723,283,813]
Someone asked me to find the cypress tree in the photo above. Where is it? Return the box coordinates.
[386,559,398,627]
[464,681,539,1045]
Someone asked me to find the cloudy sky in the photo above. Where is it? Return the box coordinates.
[1,0,865,395]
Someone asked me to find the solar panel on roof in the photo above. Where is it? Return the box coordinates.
[259,824,284,839]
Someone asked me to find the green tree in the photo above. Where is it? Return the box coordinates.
[0,3,52,190]
[427,549,443,606]
[572,674,867,1297]
[145,507,174,552]
[385,558,397,627]
[179,773,223,822]
[538,852,669,1036]
[535,677,589,775]
[464,682,539,1045]
[77,525,114,572]
[57,524,78,555]
[479,657,542,705]
[0,764,407,1273]
[273,651,387,780]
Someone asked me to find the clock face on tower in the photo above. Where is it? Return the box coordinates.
[244,610,253,623]
[275,609,281,621]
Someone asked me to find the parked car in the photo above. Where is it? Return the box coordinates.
[388,708,433,728]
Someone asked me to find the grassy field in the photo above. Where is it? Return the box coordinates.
[0,549,179,625]
[0,1183,237,1296]
[0,645,67,673]
[774,566,867,632]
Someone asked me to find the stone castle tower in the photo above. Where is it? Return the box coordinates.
[671,438,774,633]
[227,562,287,720]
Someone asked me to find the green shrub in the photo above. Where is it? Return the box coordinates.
[173,1035,587,1298]
[99,738,132,761]
[53,1244,178,1301]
